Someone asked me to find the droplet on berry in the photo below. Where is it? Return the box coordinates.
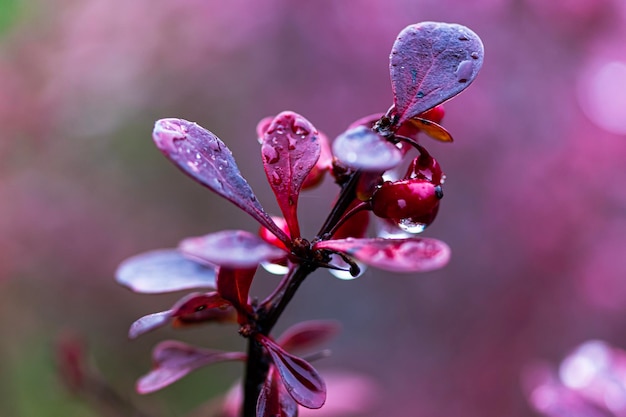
[404,153,445,185]
[370,179,442,233]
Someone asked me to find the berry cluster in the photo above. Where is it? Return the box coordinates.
[116,21,483,417]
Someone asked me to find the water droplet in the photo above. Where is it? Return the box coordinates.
[261,261,289,275]
[271,172,282,186]
[328,255,366,280]
[262,146,280,164]
[458,35,469,41]
[455,60,473,83]
[397,218,427,234]
[195,153,202,160]
[292,120,310,137]
[288,137,297,150]
[471,52,479,59]
[416,91,425,98]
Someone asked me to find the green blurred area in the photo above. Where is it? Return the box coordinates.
[0,0,21,35]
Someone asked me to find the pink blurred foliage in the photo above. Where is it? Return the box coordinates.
[524,340,626,417]
[220,371,379,417]
[1,0,626,416]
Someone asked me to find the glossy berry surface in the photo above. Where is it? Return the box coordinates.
[371,179,443,232]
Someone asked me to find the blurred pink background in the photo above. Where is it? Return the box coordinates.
[1,0,626,416]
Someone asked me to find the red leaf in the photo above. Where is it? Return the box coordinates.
[257,367,299,417]
[332,126,403,171]
[116,249,216,294]
[259,335,326,409]
[277,320,341,354]
[389,22,484,125]
[217,267,256,314]
[261,111,321,238]
[153,118,289,243]
[314,237,450,273]
[179,230,286,269]
[136,341,245,394]
[128,292,235,339]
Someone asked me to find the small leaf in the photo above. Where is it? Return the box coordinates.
[136,341,245,394]
[259,335,326,409]
[314,237,451,272]
[116,249,216,294]
[257,367,299,417]
[277,320,341,353]
[261,111,321,238]
[129,311,171,339]
[217,267,256,314]
[398,117,453,143]
[332,126,403,171]
[128,292,234,339]
[153,118,289,243]
[301,130,333,190]
[179,230,286,269]
[389,22,484,125]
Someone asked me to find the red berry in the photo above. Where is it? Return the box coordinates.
[371,179,443,233]
[420,105,445,124]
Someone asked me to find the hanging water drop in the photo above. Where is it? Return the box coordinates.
[328,255,366,280]
[396,218,428,234]
[261,261,289,276]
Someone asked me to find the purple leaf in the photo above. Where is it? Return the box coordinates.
[389,22,484,125]
[128,292,235,339]
[136,341,245,394]
[259,335,326,409]
[179,230,286,269]
[332,126,403,171]
[277,320,341,354]
[116,249,216,294]
[257,367,299,417]
[217,267,256,314]
[314,237,451,273]
[261,111,321,238]
[153,118,289,243]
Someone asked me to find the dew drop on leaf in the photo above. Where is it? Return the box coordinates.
[455,60,474,83]
[263,146,280,164]
[271,172,282,186]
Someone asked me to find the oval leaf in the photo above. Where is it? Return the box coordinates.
[129,311,172,339]
[153,118,289,243]
[257,368,299,417]
[332,126,402,171]
[179,230,286,268]
[258,335,326,409]
[136,341,245,394]
[116,249,216,294]
[261,112,321,238]
[277,320,341,354]
[128,292,234,339]
[314,237,450,273]
[389,22,484,125]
